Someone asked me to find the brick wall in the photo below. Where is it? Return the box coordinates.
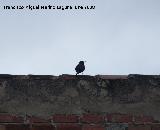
[0,74,160,130]
[0,113,159,130]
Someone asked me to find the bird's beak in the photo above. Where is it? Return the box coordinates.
[84,61,87,62]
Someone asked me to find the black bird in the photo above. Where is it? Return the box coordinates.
[75,61,85,75]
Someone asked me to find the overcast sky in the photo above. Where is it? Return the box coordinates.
[0,0,160,75]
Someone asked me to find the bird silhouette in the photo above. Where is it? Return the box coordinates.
[75,61,86,75]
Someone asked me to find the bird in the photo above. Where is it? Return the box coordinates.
[75,61,86,75]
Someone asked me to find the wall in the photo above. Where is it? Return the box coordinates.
[0,113,159,130]
[0,74,160,130]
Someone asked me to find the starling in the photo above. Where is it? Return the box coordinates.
[75,61,85,75]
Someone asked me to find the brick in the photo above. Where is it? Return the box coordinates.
[27,116,50,123]
[52,114,79,123]
[105,124,128,130]
[57,124,81,130]
[133,115,155,123]
[151,124,160,130]
[106,113,133,123]
[31,124,55,130]
[0,125,5,130]
[82,124,105,130]
[5,124,30,130]
[81,114,104,124]
[128,124,151,130]
[0,114,23,123]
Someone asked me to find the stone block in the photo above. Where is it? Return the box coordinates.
[31,124,55,130]
[5,124,30,130]
[133,115,155,123]
[105,124,128,130]
[56,124,81,130]
[106,113,133,123]
[82,124,105,130]
[0,114,23,123]
[52,115,79,123]
[151,124,160,130]
[128,124,151,130]
[27,116,49,123]
[0,125,5,130]
[81,114,104,124]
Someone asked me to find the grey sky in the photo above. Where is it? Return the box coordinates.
[0,0,160,75]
